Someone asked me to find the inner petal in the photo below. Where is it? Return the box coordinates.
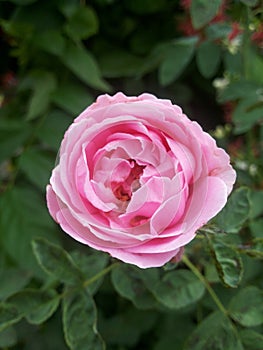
[111,159,145,202]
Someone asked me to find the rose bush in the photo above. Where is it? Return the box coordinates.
[47,92,236,268]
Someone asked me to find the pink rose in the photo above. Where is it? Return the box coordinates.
[47,92,236,268]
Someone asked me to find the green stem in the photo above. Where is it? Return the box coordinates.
[83,262,120,288]
[182,255,228,316]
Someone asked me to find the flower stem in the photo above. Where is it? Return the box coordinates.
[182,255,228,316]
[83,261,120,288]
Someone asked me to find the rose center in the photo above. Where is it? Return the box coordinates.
[111,160,145,202]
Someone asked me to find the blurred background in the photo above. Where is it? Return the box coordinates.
[0,0,262,349]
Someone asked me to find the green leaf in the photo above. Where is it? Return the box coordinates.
[250,219,263,239]
[249,190,263,219]
[137,42,173,77]
[62,289,105,350]
[0,327,17,348]
[0,304,21,332]
[32,237,83,285]
[0,268,31,300]
[217,80,260,103]
[239,330,263,350]
[98,49,144,78]
[111,265,159,309]
[0,118,31,163]
[190,0,223,29]
[33,30,66,56]
[19,147,54,190]
[233,96,263,134]
[214,187,250,233]
[26,70,57,121]
[52,82,93,115]
[36,109,72,150]
[223,51,243,75]
[196,41,221,78]
[153,269,205,309]
[64,6,98,40]
[60,42,111,91]
[100,308,157,347]
[240,0,258,7]
[205,23,232,41]
[71,250,109,295]
[207,235,243,288]
[159,37,198,86]
[229,286,263,327]
[185,311,243,350]
[8,289,60,325]
[0,187,58,276]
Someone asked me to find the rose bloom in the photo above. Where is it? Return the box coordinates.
[47,93,236,268]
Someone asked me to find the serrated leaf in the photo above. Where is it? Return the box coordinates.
[111,265,158,309]
[207,236,243,288]
[71,250,109,295]
[60,42,111,91]
[8,289,59,325]
[19,148,54,190]
[153,269,205,309]
[190,0,223,29]
[239,329,263,350]
[229,286,263,327]
[196,40,221,78]
[0,305,21,332]
[0,187,58,276]
[0,268,31,300]
[159,37,197,86]
[214,187,250,233]
[32,238,83,285]
[62,289,105,350]
[64,6,98,40]
[26,71,57,121]
[185,311,243,350]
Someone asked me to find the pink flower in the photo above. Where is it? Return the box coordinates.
[47,93,236,268]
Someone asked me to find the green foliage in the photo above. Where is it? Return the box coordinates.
[207,235,243,288]
[153,269,205,309]
[214,187,250,233]
[32,238,84,285]
[229,286,263,327]
[190,0,223,29]
[0,0,262,349]
[8,289,59,325]
[62,290,104,350]
[196,41,221,78]
[159,37,198,86]
[0,187,58,276]
[185,311,243,350]
[111,264,158,309]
